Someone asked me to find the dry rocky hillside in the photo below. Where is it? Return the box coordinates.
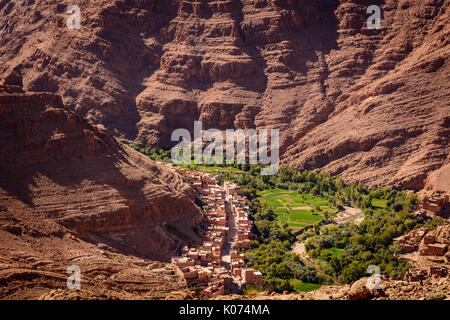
[215,276,450,300]
[0,85,204,299]
[0,0,449,301]
[0,0,448,192]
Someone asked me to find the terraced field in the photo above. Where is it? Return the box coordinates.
[372,198,388,209]
[290,280,322,293]
[257,188,338,231]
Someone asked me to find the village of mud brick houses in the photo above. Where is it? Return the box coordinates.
[170,169,262,297]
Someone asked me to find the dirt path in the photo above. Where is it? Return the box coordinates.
[221,197,241,293]
[221,200,235,270]
[292,242,308,260]
[292,241,342,285]
[292,241,321,274]
[291,206,364,285]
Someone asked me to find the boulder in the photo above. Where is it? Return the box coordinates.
[349,277,386,300]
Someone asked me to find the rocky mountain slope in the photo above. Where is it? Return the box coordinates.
[0,0,448,192]
[0,85,203,299]
[214,276,450,300]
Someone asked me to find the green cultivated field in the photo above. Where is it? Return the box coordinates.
[257,188,338,231]
[372,198,387,209]
[321,247,346,258]
[180,163,243,172]
[290,280,322,293]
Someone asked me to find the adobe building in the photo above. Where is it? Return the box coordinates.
[397,225,450,282]
[169,170,262,296]
[241,268,263,287]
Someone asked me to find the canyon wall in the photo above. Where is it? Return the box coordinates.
[0,85,203,261]
[0,84,207,298]
[0,0,448,191]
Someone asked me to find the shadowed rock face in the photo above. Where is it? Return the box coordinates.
[0,85,206,299]
[0,85,203,262]
[0,0,449,191]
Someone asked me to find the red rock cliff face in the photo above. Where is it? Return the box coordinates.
[0,0,448,190]
[0,85,203,261]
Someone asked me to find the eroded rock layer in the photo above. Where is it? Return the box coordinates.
[0,0,448,191]
[0,85,203,298]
